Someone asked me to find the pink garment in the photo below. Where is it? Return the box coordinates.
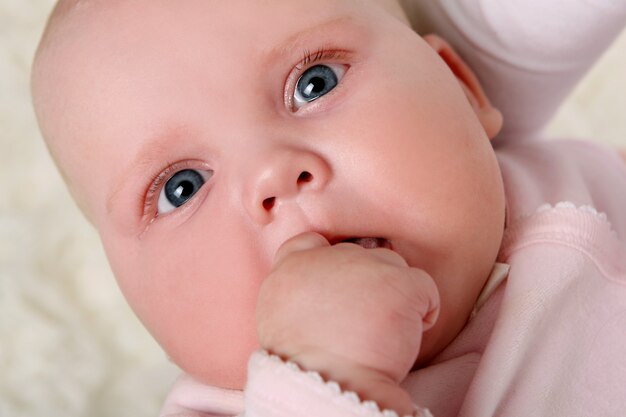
[159,1,626,416]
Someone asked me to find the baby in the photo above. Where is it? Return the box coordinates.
[31,0,626,416]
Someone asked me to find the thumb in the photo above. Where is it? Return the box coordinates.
[273,232,330,267]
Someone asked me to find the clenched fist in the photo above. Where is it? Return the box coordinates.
[256,232,440,414]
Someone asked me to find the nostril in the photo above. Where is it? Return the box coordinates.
[260,172,313,213]
[298,171,313,184]
[262,197,275,211]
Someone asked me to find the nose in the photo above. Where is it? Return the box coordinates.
[243,147,331,225]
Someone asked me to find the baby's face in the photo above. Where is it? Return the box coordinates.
[34,0,505,388]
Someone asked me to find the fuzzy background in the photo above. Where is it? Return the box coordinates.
[1,1,625,417]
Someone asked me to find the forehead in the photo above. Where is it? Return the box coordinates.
[46,0,406,63]
[41,0,378,123]
[42,0,378,147]
[37,0,393,222]
[54,0,366,36]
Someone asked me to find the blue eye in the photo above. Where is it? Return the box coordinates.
[294,64,346,109]
[157,169,210,214]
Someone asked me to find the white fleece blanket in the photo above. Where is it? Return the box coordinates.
[1,2,625,417]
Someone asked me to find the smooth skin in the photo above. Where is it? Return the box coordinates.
[32,0,506,411]
[258,231,441,413]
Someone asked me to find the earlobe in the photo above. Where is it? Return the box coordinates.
[422,34,503,140]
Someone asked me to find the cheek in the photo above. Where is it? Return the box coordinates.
[328,47,505,263]
[335,70,481,203]
[101,218,265,388]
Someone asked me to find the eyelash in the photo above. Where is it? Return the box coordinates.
[143,163,173,218]
[296,47,349,71]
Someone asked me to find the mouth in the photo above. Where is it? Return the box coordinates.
[337,237,392,250]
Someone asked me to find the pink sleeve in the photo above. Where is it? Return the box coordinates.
[159,352,433,417]
[244,350,433,417]
[408,0,626,141]
[159,374,244,417]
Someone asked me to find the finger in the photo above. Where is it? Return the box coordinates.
[368,247,409,268]
[334,242,409,268]
[273,231,330,267]
[405,268,441,331]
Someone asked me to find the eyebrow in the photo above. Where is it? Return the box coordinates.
[261,15,361,69]
[106,126,193,216]
[106,15,362,217]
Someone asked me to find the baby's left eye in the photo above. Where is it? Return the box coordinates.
[293,64,347,110]
[157,169,211,215]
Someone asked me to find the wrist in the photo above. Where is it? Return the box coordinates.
[287,351,416,416]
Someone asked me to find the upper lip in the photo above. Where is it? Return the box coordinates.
[325,235,354,245]
[315,232,356,245]
[318,232,390,247]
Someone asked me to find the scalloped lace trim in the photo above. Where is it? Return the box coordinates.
[500,201,626,280]
[536,201,607,221]
[258,350,433,417]
[536,201,618,238]
[509,201,619,239]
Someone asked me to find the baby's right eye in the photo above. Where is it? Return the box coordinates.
[157,169,212,215]
[293,64,346,109]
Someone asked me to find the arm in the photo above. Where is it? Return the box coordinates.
[400,0,626,141]
[244,350,433,417]
[159,374,244,417]
[160,233,438,417]
[252,232,439,417]
[159,353,432,417]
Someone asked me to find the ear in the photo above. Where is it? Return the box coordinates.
[423,34,503,140]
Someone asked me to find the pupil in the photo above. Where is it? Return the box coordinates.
[178,181,193,197]
[310,77,325,93]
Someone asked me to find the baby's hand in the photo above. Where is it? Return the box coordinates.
[256,232,440,414]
